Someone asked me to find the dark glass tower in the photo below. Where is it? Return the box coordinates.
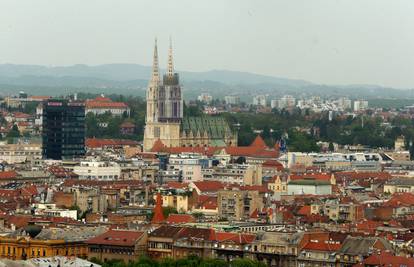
[42,99,85,160]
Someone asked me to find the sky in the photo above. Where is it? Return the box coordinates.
[1,0,413,88]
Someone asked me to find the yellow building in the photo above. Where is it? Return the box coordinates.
[0,226,106,260]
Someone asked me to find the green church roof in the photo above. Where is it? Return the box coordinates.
[181,116,233,140]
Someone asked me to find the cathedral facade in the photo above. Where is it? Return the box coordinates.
[143,39,237,152]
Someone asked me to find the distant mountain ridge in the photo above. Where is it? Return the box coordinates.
[0,63,413,100]
[0,63,312,87]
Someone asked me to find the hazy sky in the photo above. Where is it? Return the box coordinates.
[1,0,413,88]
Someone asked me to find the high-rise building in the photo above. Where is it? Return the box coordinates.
[42,99,85,160]
[253,95,267,107]
[353,100,369,112]
[224,95,240,105]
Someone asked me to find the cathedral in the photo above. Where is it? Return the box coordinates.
[143,39,237,151]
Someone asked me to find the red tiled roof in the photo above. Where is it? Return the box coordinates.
[303,240,341,251]
[384,192,414,207]
[13,112,31,119]
[86,229,144,246]
[250,135,266,148]
[297,205,311,216]
[358,251,414,266]
[262,160,284,170]
[86,101,128,108]
[0,171,18,180]
[120,122,135,128]
[197,195,217,210]
[86,138,139,148]
[165,181,189,190]
[192,181,225,192]
[239,185,271,194]
[290,173,331,181]
[151,134,279,158]
[212,232,256,244]
[166,214,196,224]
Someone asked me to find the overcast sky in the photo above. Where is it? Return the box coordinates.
[1,0,413,88]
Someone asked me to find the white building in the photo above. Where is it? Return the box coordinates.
[167,153,205,182]
[224,95,240,105]
[85,96,130,116]
[32,203,77,220]
[74,160,121,180]
[287,180,332,195]
[273,95,296,110]
[337,97,352,111]
[353,100,368,112]
[0,142,42,164]
[197,93,213,103]
[253,95,267,107]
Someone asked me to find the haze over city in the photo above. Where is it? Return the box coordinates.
[1,2,414,267]
[1,0,414,88]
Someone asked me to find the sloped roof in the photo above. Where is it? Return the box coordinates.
[303,240,341,252]
[250,135,266,148]
[181,116,233,140]
[192,181,225,192]
[339,236,393,255]
[85,229,144,246]
[86,138,139,148]
[166,214,196,224]
[0,171,18,180]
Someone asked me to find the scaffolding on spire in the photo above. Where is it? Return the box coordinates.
[167,36,174,77]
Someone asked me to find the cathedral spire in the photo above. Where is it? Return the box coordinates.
[150,38,160,84]
[167,36,174,77]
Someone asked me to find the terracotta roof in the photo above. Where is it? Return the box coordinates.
[86,229,144,246]
[0,171,18,180]
[212,232,256,244]
[303,240,341,251]
[262,159,284,170]
[250,135,266,148]
[239,185,271,194]
[13,112,31,119]
[297,205,311,216]
[290,173,331,181]
[85,97,128,109]
[86,138,139,148]
[359,251,414,266]
[385,192,414,208]
[192,181,225,192]
[166,214,196,224]
[197,195,217,210]
[151,134,279,158]
[120,122,135,128]
[165,181,189,190]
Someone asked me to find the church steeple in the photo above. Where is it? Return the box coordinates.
[150,38,160,85]
[167,36,174,77]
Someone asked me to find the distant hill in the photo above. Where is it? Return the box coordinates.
[0,63,413,102]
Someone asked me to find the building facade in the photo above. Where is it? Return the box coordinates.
[42,99,85,160]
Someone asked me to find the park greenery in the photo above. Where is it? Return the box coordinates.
[90,255,266,267]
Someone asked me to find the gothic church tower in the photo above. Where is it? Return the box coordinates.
[143,39,182,151]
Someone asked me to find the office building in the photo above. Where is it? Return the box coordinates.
[42,99,85,160]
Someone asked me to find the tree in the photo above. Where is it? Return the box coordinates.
[328,142,334,152]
